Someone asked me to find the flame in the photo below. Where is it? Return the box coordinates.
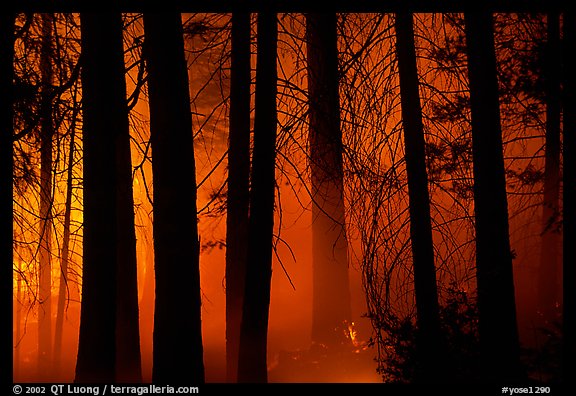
[347,321,359,347]
[342,320,368,354]
[344,320,375,356]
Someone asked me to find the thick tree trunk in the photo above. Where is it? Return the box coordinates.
[237,11,278,384]
[76,13,122,383]
[38,13,54,379]
[76,13,141,383]
[144,12,205,383]
[306,13,352,348]
[225,12,251,383]
[394,12,444,383]
[538,12,562,324]
[562,10,575,373]
[464,11,523,382]
[0,13,15,385]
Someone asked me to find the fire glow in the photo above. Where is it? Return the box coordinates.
[8,9,565,385]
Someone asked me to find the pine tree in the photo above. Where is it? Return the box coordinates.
[464,11,523,382]
[225,12,252,383]
[144,12,205,383]
[237,11,278,383]
[0,11,15,387]
[306,12,353,348]
[76,13,123,382]
[395,12,445,382]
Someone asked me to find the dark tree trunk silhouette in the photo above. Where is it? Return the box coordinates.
[225,12,251,383]
[76,13,141,383]
[464,11,522,382]
[76,13,121,382]
[115,51,143,386]
[144,12,205,383]
[306,12,352,348]
[538,12,562,323]
[562,10,576,370]
[394,12,444,383]
[237,11,278,384]
[38,13,54,379]
[0,12,14,386]
[54,118,76,372]
[139,252,155,382]
[15,263,23,378]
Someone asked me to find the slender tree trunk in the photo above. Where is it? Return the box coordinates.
[464,11,523,382]
[139,252,155,382]
[237,11,278,384]
[225,11,251,383]
[53,121,75,372]
[144,12,205,383]
[306,13,352,348]
[15,266,22,379]
[38,13,54,379]
[394,12,444,383]
[562,10,575,373]
[0,12,14,385]
[76,13,139,382]
[115,36,143,384]
[538,12,562,324]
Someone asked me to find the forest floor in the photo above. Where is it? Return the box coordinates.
[268,341,382,383]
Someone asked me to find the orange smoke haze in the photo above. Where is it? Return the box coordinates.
[11,12,560,385]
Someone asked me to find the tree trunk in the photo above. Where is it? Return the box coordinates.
[115,23,143,383]
[139,245,155,382]
[0,13,15,385]
[538,12,562,324]
[76,13,121,383]
[237,11,278,384]
[53,120,76,372]
[15,264,22,379]
[562,10,575,372]
[77,13,142,383]
[38,13,54,379]
[225,12,251,383]
[394,12,444,383]
[306,13,352,349]
[143,12,205,383]
[464,11,523,382]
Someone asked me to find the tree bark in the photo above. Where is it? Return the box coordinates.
[144,12,205,383]
[538,12,562,324]
[562,10,575,372]
[15,263,22,379]
[237,11,278,384]
[306,12,352,349]
[76,13,121,383]
[225,12,252,383]
[38,13,54,379]
[394,12,444,383]
[464,11,523,382]
[76,12,142,383]
[53,120,76,372]
[0,12,15,386]
[114,24,143,383]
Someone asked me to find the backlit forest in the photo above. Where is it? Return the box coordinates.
[3,4,572,386]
